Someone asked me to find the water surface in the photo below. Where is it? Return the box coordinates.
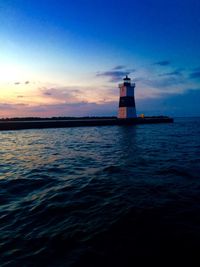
[0,117,200,266]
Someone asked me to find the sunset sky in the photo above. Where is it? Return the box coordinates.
[0,0,200,117]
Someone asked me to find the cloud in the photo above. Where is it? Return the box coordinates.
[31,101,117,116]
[141,76,185,89]
[39,85,118,107]
[96,66,135,82]
[14,81,30,85]
[43,91,52,96]
[159,70,183,77]
[96,70,130,82]
[0,101,117,118]
[0,103,28,111]
[41,87,82,102]
[112,65,125,70]
[190,71,200,79]
[0,103,16,110]
[154,60,171,66]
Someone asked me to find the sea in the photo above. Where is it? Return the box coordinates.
[0,117,200,266]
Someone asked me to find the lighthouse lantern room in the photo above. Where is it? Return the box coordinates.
[118,75,137,119]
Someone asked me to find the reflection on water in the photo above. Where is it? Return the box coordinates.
[0,118,200,266]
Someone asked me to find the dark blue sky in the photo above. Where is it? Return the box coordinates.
[0,0,200,117]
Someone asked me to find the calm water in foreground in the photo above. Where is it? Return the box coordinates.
[0,117,200,266]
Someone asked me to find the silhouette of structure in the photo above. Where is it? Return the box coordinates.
[118,76,137,118]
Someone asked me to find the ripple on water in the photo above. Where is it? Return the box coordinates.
[0,119,200,266]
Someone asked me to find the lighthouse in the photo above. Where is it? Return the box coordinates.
[118,75,137,119]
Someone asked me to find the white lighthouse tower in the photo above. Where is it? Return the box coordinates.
[118,75,137,119]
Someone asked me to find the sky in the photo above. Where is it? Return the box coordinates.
[0,0,200,117]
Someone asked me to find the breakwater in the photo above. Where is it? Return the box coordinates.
[0,117,173,131]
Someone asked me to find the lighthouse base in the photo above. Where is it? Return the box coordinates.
[118,107,137,119]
